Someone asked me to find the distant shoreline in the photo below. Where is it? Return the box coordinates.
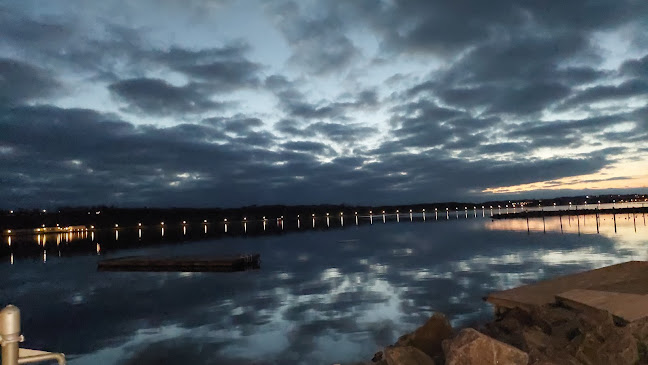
[1,193,645,231]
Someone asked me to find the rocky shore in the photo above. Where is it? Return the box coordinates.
[359,303,648,365]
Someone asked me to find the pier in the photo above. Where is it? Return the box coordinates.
[491,206,648,219]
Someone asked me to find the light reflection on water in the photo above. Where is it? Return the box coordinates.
[0,215,647,365]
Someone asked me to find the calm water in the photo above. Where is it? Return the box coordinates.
[1,212,647,365]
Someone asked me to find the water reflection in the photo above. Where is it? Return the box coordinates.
[486,214,647,246]
[1,216,647,365]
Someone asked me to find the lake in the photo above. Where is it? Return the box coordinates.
[1,211,647,364]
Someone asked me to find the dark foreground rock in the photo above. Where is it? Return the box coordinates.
[363,304,648,365]
[396,312,453,359]
[483,304,644,365]
[383,346,436,365]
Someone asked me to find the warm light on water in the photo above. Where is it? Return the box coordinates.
[487,213,648,244]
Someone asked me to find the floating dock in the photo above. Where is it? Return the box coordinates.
[98,254,260,272]
[486,261,648,323]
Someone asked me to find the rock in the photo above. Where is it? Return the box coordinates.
[395,333,413,347]
[596,328,638,365]
[530,304,574,332]
[383,346,436,365]
[372,351,383,362]
[443,328,529,365]
[627,317,648,342]
[571,327,638,365]
[521,327,550,352]
[527,343,583,365]
[498,307,533,334]
[399,312,453,358]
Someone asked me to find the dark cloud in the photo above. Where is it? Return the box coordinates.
[505,113,637,150]
[282,141,334,154]
[109,78,227,115]
[201,116,264,135]
[310,122,376,143]
[620,54,648,79]
[0,6,77,50]
[0,58,60,106]
[154,43,262,90]
[559,79,648,110]
[266,1,359,74]
[488,82,572,115]
[478,143,528,155]
[275,119,376,145]
[1,103,621,208]
[265,75,379,121]
[327,0,648,56]
[402,34,601,116]
[443,34,594,85]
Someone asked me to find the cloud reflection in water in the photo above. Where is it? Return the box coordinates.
[0,217,646,364]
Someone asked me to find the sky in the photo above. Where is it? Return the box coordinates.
[1,0,648,208]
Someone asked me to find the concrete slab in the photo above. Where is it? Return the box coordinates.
[486,261,648,319]
[555,289,648,323]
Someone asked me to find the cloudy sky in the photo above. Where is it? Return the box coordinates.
[1,0,647,208]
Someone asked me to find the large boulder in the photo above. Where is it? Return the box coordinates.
[396,312,453,358]
[383,346,436,365]
[443,328,529,365]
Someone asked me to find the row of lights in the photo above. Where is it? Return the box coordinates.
[8,199,644,216]
[6,200,647,235]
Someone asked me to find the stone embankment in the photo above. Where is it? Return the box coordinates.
[359,304,648,365]
[354,261,648,364]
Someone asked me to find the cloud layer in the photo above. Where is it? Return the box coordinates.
[1,0,648,208]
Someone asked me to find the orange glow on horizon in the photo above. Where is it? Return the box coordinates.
[483,160,648,194]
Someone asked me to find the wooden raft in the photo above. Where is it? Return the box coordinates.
[98,254,260,272]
